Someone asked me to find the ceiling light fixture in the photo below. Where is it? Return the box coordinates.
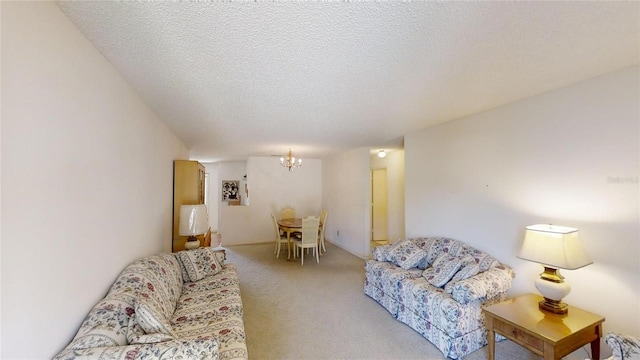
[280,148,302,171]
[377,150,387,158]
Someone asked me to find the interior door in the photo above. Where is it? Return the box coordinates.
[371,169,388,242]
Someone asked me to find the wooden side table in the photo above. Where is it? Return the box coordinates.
[483,293,605,360]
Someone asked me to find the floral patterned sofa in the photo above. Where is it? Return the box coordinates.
[364,237,514,359]
[54,248,247,360]
[605,333,640,360]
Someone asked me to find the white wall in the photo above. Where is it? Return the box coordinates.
[1,2,188,358]
[405,67,639,358]
[214,157,322,245]
[322,148,371,258]
[371,150,406,244]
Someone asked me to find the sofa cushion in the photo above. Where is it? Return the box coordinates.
[386,240,427,270]
[444,263,480,294]
[127,313,175,344]
[55,337,220,360]
[176,247,224,282]
[461,246,499,271]
[372,245,390,261]
[451,265,514,304]
[410,237,465,269]
[605,332,640,360]
[458,254,476,267]
[172,264,248,360]
[107,253,183,321]
[213,250,226,265]
[422,253,462,287]
[135,299,177,338]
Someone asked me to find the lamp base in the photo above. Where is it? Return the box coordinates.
[535,266,571,314]
[185,236,200,250]
[538,298,568,314]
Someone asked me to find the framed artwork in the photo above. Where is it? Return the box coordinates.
[221,180,240,201]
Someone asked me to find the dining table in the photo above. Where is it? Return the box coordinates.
[277,217,322,260]
[277,218,302,260]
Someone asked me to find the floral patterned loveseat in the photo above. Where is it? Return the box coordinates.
[364,237,514,359]
[605,333,640,360]
[55,248,247,360]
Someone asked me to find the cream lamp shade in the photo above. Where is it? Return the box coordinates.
[518,224,592,314]
[179,204,209,249]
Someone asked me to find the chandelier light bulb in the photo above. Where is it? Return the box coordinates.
[280,148,302,171]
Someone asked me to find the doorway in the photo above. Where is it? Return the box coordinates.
[371,168,388,246]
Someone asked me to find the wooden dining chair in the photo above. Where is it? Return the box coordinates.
[293,216,320,265]
[271,213,289,258]
[281,207,301,238]
[202,227,212,247]
[281,207,296,219]
[318,210,328,254]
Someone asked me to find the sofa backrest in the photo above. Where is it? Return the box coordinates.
[409,237,500,272]
[59,252,184,352]
[107,253,183,320]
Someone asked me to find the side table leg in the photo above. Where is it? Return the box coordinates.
[486,317,495,360]
[590,339,600,360]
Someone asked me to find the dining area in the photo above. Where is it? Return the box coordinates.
[271,207,328,265]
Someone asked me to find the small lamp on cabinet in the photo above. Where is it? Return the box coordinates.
[179,204,208,250]
[518,224,593,314]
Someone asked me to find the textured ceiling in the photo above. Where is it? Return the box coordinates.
[57,1,639,162]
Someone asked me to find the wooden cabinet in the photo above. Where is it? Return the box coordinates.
[172,160,206,252]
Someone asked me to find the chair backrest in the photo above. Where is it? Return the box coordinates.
[271,213,282,239]
[281,207,296,219]
[319,210,327,234]
[203,227,212,247]
[301,216,320,245]
[320,210,327,226]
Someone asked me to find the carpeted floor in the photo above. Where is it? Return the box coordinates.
[225,242,547,360]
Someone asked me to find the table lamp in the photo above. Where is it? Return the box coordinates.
[518,224,593,314]
[179,204,208,250]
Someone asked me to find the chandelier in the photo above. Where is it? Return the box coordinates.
[280,148,302,171]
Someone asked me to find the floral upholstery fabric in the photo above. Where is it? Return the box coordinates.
[54,337,219,360]
[372,244,390,261]
[135,300,177,338]
[176,247,224,282]
[386,240,428,270]
[422,253,462,287]
[54,251,247,360]
[605,333,640,360]
[451,266,514,305]
[444,263,480,294]
[107,253,184,322]
[126,314,174,345]
[365,237,514,360]
[172,264,248,360]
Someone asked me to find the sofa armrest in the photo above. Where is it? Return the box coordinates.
[451,265,514,305]
[605,332,640,360]
[213,248,227,261]
[54,337,219,360]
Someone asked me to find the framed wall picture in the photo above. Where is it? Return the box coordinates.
[221,180,240,201]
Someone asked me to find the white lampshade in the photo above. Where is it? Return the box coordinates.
[179,204,209,236]
[518,224,592,270]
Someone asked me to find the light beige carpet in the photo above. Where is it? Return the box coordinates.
[225,242,545,360]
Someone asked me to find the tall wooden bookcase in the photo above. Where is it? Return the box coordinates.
[172,160,206,252]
